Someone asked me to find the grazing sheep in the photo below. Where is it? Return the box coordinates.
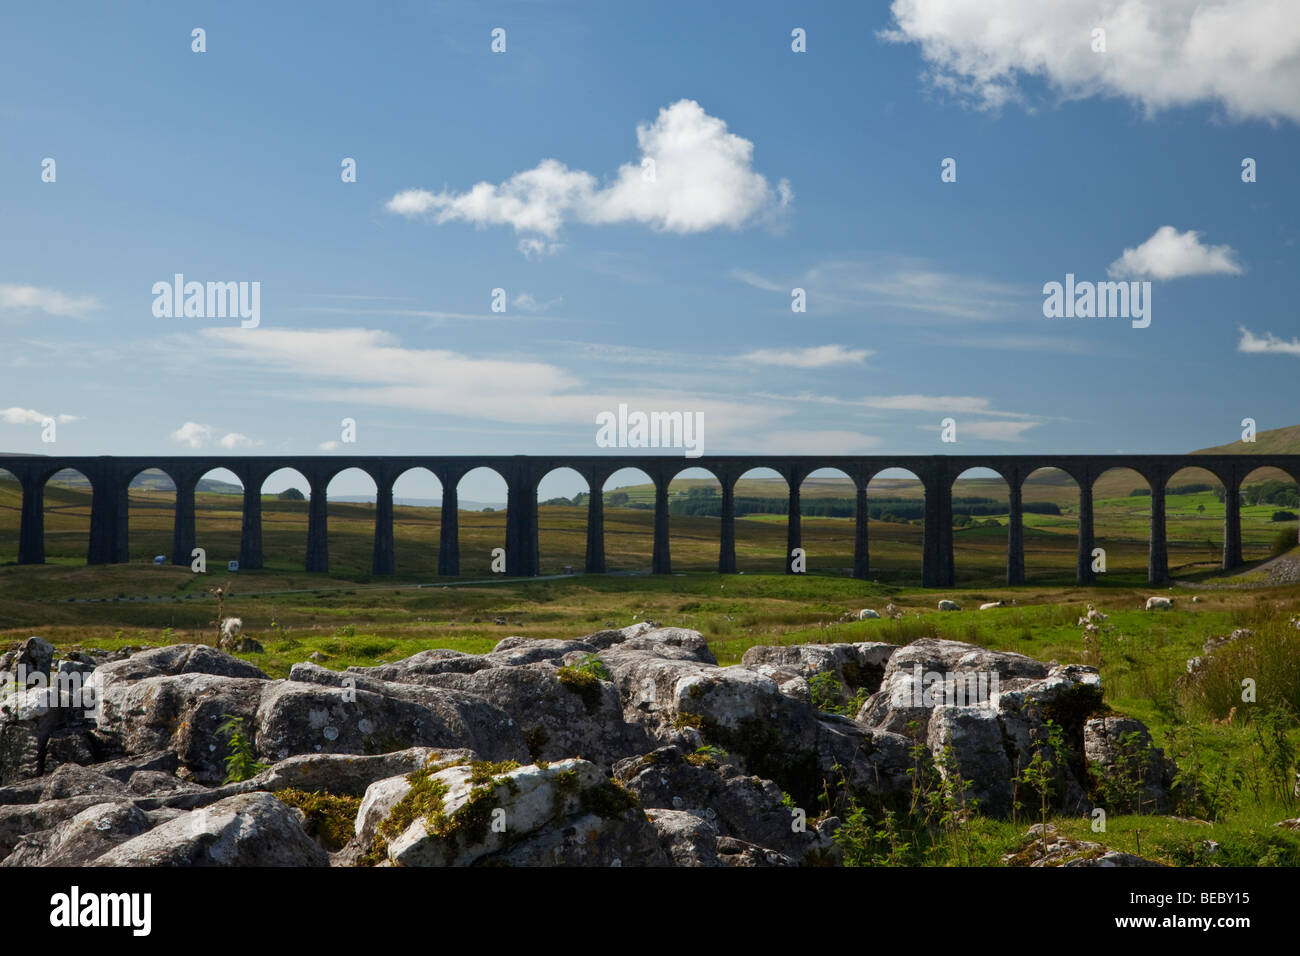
[979,601,1005,611]
[937,599,961,612]
[1145,596,1173,611]
[858,608,881,620]
[220,617,243,641]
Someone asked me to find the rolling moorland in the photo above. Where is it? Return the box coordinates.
[0,434,1298,865]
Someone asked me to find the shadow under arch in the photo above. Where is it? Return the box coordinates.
[730,466,788,574]
[121,465,187,565]
[260,467,311,571]
[1239,463,1300,565]
[0,467,18,564]
[457,466,508,576]
[1160,465,1226,580]
[950,467,1009,586]
[658,464,726,573]
[188,467,245,571]
[600,467,655,573]
[536,466,588,575]
[391,466,442,577]
[41,468,93,565]
[1020,466,1081,585]
[796,467,856,576]
[865,467,925,585]
[1089,466,1150,586]
[326,467,379,577]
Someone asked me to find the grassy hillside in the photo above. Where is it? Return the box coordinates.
[1194,422,1300,457]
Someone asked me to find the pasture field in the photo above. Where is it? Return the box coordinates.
[1,475,1298,866]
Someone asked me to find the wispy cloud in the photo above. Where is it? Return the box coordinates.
[732,259,1026,320]
[918,419,1042,442]
[0,283,101,319]
[186,327,780,441]
[1,407,79,425]
[1238,326,1300,357]
[512,292,563,313]
[739,345,873,368]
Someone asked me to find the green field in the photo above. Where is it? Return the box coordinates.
[1,473,1298,866]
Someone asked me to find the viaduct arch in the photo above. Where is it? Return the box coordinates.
[4,454,1294,587]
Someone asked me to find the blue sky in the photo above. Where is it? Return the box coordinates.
[2,1,1298,500]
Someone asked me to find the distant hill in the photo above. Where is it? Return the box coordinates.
[1193,424,1300,456]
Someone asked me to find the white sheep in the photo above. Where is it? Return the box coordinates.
[979,601,1005,611]
[220,617,243,641]
[937,599,961,611]
[858,609,881,620]
[1145,596,1173,611]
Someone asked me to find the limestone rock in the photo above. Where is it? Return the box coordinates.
[90,792,328,866]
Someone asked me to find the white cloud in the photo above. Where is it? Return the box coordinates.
[171,422,212,448]
[386,100,790,248]
[188,327,780,442]
[862,394,999,413]
[518,238,565,258]
[170,422,256,449]
[1238,326,1300,357]
[1,407,78,425]
[1108,226,1243,280]
[512,293,563,313]
[882,0,1300,123]
[740,345,874,368]
[0,284,100,318]
[921,418,1041,441]
[734,259,1025,320]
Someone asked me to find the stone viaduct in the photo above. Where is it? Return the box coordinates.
[1,454,1295,587]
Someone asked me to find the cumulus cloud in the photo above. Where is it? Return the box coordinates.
[218,433,254,450]
[1107,226,1243,280]
[386,100,790,250]
[1238,326,1300,357]
[739,345,873,368]
[1,407,78,425]
[0,284,101,318]
[882,0,1300,123]
[170,422,256,450]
